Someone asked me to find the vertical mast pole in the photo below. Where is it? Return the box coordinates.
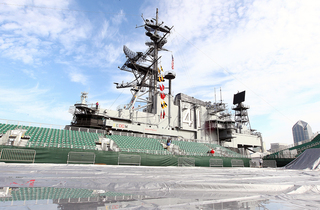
[217,87,221,146]
[150,8,159,114]
[168,78,172,127]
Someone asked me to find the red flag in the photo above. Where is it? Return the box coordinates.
[160,93,166,100]
[163,111,165,118]
[171,55,174,70]
[159,84,164,91]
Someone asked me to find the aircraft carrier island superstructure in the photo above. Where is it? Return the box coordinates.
[69,9,263,155]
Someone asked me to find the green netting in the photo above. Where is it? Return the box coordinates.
[0,145,250,167]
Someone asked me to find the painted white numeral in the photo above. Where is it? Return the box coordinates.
[183,109,193,127]
[197,109,201,128]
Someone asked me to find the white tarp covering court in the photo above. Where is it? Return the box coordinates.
[0,163,320,209]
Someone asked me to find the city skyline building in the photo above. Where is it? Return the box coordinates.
[270,143,288,153]
[292,120,313,145]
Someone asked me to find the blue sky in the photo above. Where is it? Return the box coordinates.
[1,0,320,149]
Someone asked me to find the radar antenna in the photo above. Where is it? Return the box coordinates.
[232,91,251,133]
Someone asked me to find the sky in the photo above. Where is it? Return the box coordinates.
[1,0,320,150]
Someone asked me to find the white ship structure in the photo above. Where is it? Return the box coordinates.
[69,9,263,155]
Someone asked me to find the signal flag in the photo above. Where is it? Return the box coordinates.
[160,93,166,100]
[159,84,165,91]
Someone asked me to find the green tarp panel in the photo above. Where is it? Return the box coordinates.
[0,146,250,167]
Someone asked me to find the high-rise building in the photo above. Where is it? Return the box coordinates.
[292,120,313,145]
[270,143,288,153]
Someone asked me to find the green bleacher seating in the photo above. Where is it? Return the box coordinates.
[1,122,245,157]
[172,140,209,155]
[108,135,171,155]
[1,123,102,150]
[205,143,244,157]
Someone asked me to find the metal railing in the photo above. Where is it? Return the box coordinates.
[67,152,96,164]
[0,148,36,163]
[118,154,141,166]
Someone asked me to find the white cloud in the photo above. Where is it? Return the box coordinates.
[68,69,88,85]
[0,0,92,64]
[22,69,36,79]
[0,0,130,71]
[112,10,126,25]
[103,44,122,64]
[0,84,71,124]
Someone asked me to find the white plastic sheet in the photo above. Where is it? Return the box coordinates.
[0,163,320,209]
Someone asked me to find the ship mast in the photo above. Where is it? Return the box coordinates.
[116,8,173,117]
[150,8,159,114]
